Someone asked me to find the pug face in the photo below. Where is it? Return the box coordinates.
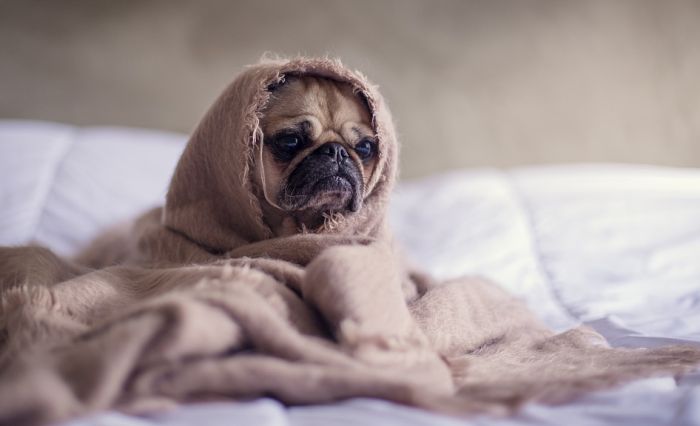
[258,76,378,232]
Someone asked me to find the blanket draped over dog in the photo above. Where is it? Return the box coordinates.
[1,58,699,426]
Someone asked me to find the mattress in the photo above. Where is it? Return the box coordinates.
[1,120,699,425]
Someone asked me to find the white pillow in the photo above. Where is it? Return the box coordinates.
[0,120,186,256]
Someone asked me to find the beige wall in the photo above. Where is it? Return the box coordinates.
[1,0,699,178]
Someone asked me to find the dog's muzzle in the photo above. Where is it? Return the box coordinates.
[281,142,363,212]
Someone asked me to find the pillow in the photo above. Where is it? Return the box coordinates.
[0,120,186,256]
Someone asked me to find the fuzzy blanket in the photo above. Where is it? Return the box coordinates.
[1,58,699,426]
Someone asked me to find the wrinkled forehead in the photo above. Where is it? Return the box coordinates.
[261,75,373,134]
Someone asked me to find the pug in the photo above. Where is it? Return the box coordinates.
[256,76,379,235]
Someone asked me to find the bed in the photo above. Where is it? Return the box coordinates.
[1,120,698,425]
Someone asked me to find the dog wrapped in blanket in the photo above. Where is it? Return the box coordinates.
[1,57,699,426]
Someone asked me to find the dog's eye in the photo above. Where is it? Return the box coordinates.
[277,135,301,151]
[270,134,304,162]
[354,139,376,160]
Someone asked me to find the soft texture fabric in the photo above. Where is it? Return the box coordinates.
[1,59,700,426]
[1,123,699,426]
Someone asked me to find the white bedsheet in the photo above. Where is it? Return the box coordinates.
[1,120,699,425]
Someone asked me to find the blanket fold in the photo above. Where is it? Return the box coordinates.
[1,57,699,426]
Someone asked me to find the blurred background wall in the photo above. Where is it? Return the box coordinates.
[1,0,699,178]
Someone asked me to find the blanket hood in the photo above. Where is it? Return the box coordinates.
[162,57,399,253]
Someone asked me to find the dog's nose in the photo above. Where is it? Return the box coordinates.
[316,142,349,162]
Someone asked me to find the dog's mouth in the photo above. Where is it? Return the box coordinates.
[279,160,363,214]
[313,175,352,193]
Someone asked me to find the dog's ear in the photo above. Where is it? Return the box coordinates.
[267,74,299,92]
[267,79,284,92]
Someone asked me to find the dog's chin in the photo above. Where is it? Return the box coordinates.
[309,175,354,208]
[278,175,362,229]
